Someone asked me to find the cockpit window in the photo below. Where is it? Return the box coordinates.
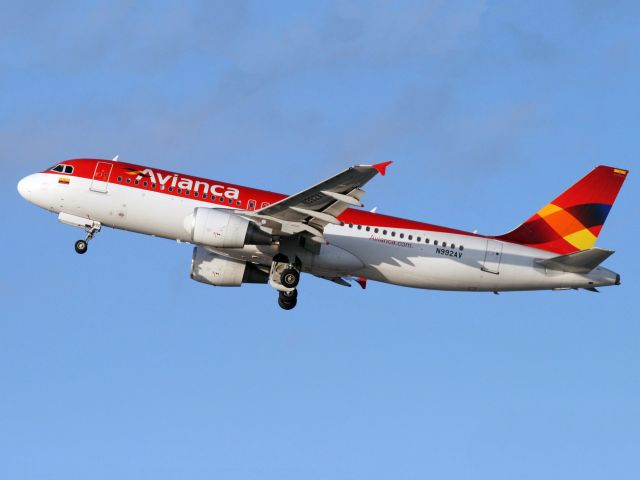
[50,164,73,174]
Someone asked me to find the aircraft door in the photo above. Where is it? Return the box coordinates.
[91,162,113,193]
[482,239,503,274]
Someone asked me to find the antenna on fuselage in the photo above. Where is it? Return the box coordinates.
[370,207,378,213]
[112,155,119,162]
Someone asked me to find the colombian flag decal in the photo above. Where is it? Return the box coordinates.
[58,177,70,185]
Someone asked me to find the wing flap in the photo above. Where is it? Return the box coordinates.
[320,190,363,207]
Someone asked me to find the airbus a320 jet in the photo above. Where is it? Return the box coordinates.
[17,159,628,309]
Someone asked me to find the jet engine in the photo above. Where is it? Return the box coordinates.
[190,207,272,248]
[190,247,268,287]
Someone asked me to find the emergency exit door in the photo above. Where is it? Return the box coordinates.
[91,162,113,193]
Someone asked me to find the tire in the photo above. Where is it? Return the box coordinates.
[280,268,300,288]
[280,289,298,300]
[278,296,297,310]
[75,240,88,255]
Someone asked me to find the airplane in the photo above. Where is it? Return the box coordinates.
[17,159,628,309]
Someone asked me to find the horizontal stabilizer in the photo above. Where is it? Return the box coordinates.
[537,247,614,274]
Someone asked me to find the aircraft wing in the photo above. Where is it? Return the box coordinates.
[243,161,391,242]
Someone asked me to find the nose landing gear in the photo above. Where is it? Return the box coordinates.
[74,239,88,254]
[74,223,101,255]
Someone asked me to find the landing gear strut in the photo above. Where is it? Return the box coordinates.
[75,224,100,255]
[278,289,298,310]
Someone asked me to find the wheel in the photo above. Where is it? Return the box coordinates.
[280,289,298,300]
[278,296,297,310]
[280,268,300,288]
[75,240,88,255]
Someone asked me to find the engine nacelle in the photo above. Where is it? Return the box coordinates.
[191,208,271,248]
[190,247,269,287]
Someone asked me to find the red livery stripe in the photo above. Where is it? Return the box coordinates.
[41,159,487,239]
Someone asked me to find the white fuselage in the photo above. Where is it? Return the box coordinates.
[18,172,619,292]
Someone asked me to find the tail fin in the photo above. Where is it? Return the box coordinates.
[496,166,629,254]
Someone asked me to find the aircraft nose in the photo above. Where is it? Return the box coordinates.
[17,175,32,200]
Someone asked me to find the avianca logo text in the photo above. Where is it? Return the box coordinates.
[128,168,240,199]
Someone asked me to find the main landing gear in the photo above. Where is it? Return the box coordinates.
[270,254,302,310]
[278,289,298,310]
[74,223,101,255]
[280,267,300,289]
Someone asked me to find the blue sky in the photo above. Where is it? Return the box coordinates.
[1,1,639,478]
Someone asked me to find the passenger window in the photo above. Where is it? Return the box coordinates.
[383,230,387,235]
[417,237,421,242]
[391,232,396,237]
[168,187,173,192]
[460,245,464,251]
[228,198,233,203]
[219,197,224,202]
[374,228,379,233]
[117,176,122,182]
[399,233,404,239]
[194,192,199,197]
[408,235,413,240]
[451,244,455,249]
[366,226,370,232]
[443,242,447,247]
[177,188,182,193]
[349,224,353,228]
[202,193,208,199]
[126,178,131,184]
[237,200,241,205]
[152,183,156,188]
[186,190,190,195]
[425,238,429,243]
[434,240,438,245]
[143,181,148,187]
[135,180,140,185]
[357,225,362,230]
[64,165,74,174]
